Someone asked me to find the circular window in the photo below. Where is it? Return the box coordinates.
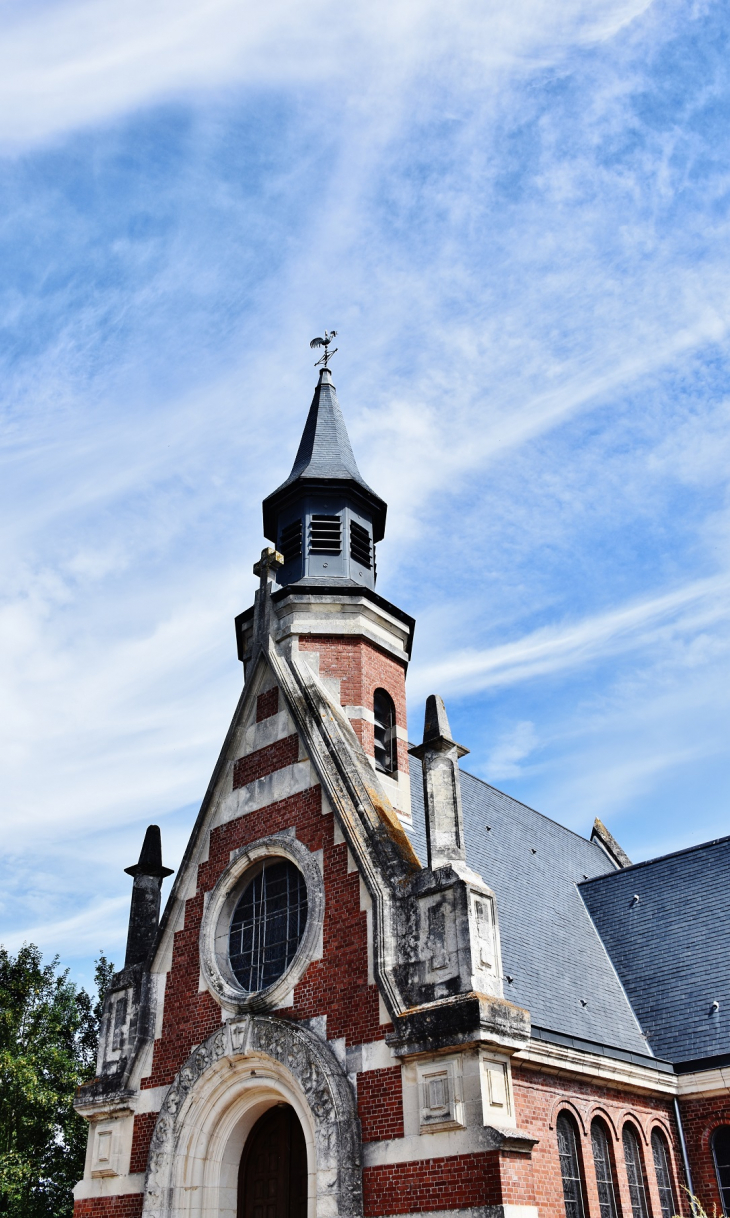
[229,858,308,993]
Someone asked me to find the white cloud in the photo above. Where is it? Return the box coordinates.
[2,896,130,956]
[485,720,539,779]
[410,572,730,699]
[2,0,730,969]
[0,0,652,147]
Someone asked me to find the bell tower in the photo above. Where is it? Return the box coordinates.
[261,366,386,590]
[236,354,414,819]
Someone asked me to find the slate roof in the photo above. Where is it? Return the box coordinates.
[262,367,387,541]
[579,838,730,1067]
[407,760,654,1059]
[279,369,373,489]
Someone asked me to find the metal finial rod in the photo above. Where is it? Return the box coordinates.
[310,330,338,368]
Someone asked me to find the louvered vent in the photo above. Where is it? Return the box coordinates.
[350,521,372,569]
[279,519,302,564]
[309,514,341,554]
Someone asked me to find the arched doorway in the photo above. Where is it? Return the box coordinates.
[238,1104,307,1218]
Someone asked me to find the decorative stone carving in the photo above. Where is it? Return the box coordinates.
[142,1015,362,1218]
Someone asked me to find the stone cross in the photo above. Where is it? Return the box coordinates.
[253,546,284,590]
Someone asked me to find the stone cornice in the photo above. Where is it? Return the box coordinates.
[514,1038,678,1095]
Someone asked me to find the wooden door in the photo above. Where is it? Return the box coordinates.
[238,1106,307,1218]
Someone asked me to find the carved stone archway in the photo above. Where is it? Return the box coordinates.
[143,1016,362,1218]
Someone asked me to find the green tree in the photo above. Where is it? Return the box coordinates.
[0,945,114,1218]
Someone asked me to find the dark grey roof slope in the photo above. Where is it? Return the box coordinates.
[278,368,372,490]
[579,838,730,1067]
[407,760,652,1058]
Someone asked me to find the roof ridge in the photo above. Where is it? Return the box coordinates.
[579,832,730,882]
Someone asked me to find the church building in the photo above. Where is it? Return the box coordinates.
[74,357,730,1218]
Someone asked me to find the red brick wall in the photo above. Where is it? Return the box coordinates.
[256,686,279,721]
[74,1197,143,1218]
[298,636,408,770]
[143,779,389,1090]
[232,733,299,789]
[363,1150,518,1214]
[678,1092,730,1214]
[358,1066,404,1142]
[129,1112,157,1175]
[512,1063,690,1218]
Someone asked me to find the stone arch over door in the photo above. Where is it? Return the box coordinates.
[143,1016,362,1218]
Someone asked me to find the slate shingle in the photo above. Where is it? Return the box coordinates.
[407,759,652,1057]
[579,838,730,1064]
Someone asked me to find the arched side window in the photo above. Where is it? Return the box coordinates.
[712,1126,730,1215]
[651,1130,675,1218]
[557,1112,586,1218]
[623,1125,650,1218]
[592,1119,619,1218]
[373,688,397,774]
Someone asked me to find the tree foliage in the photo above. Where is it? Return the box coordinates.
[0,945,114,1218]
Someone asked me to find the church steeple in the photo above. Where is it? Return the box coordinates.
[262,367,386,589]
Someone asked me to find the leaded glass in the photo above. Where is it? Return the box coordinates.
[557,1114,585,1218]
[713,1127,730,1216]
[229,860,308,992]
[592,1121,618,1218]
[623,1126,649,1218]
[651,1130,674,1218]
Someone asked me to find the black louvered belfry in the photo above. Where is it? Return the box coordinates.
[309,514,341,554]
[279,519,302,564]
[350,520,372,568]
[261,367,386,589]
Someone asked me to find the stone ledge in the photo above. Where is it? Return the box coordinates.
[386,993,531,1059]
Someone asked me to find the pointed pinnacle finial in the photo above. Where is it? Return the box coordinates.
[310,330,338,369]
[423,694,453,745]
[408,695,469,760]
[124,825,173,879]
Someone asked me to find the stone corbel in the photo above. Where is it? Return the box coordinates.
[486,1124,540,1156]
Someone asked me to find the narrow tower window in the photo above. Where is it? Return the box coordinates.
[713,1127,730,1215]
[350,520,372,568]
[557,1113,586,1218]
[373,688,397,774]
[309,514,341,554]
[623,1126,649,1218]
[591,1120,619,1218]
[651,1130,675,1218]
[279,519,302,564]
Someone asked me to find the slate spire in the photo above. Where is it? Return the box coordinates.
[278,367,372,490]
[262,367,387,589]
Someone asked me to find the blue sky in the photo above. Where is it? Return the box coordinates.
[1,0,729,991]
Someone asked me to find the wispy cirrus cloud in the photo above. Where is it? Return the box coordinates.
[411,572,730,698]
[2,0,730,983]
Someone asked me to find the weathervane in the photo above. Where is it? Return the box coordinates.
[310,330,338,368]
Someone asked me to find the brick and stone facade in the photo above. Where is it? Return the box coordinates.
[74,364,729,1218]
